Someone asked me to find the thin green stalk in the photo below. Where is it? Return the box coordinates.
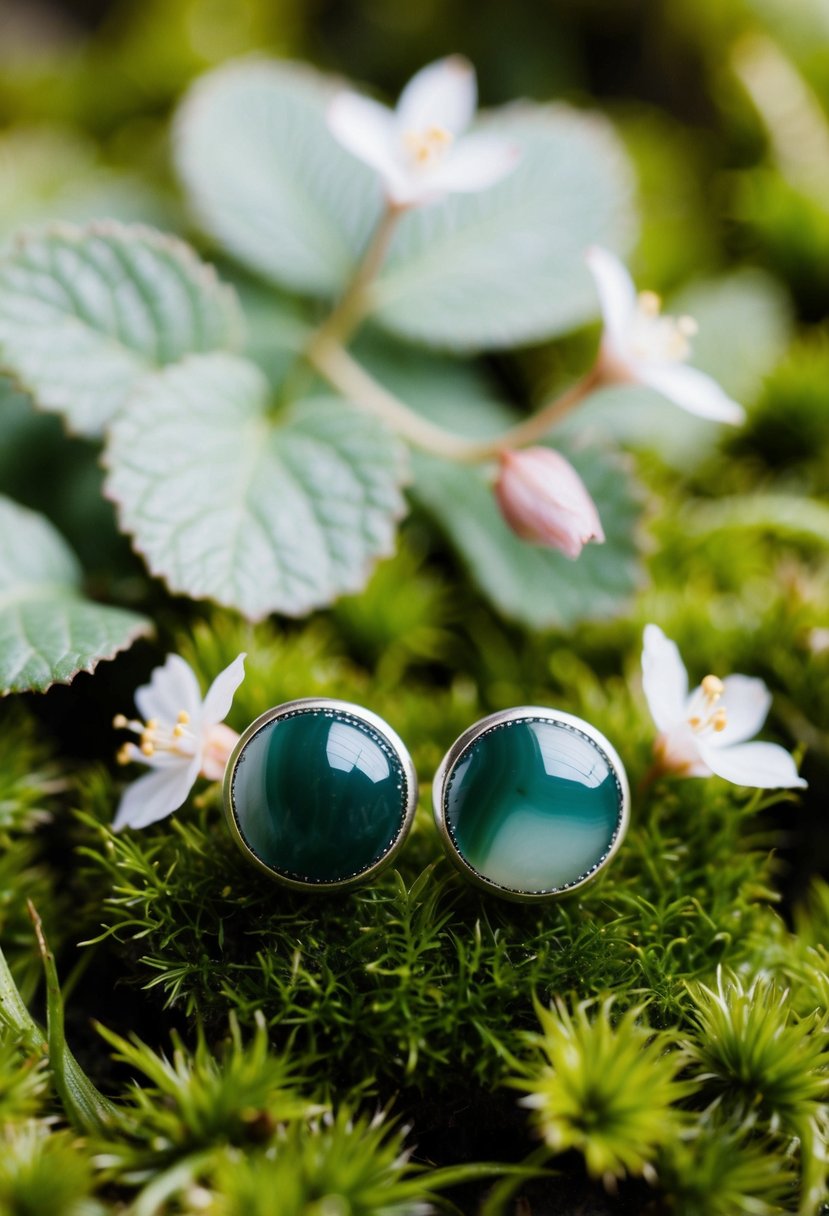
[308,203,403,353]
[309,338,599,462]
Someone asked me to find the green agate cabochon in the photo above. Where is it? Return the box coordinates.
[434,710,629,901]
[225,700,416,889]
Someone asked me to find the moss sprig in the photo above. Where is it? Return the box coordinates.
[510,997,692,1185]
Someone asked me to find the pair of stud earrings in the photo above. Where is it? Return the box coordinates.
[222,698,630,904]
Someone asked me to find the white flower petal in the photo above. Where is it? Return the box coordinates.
[639,362,745,424]
[396,55,476,137]
[382,173,433,208]
[642,624,689,732]
[201,723,240,782]
[135,654,202,725]
[657,723,710,777]
[327,91,399,177]
[585,246,637,349]
[201,653,246,727]
[706,675,772,748]
[697,740,807,789]
[424,133,519,194]
[112,756,201,832]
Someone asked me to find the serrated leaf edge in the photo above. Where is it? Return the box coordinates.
[1,610,153,697]
[101,354,409,622]
[0,219,245,438]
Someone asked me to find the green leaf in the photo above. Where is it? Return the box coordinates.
[232,277,315,387]
[174,59,379,297]
[673,269,793,403]
[104,352,408,620]
[0,930,117,1137]
[354,338,644,629]
[28,903,118,1136]
[174,60,636,349]
[369,107,636,351]
[0,221,243,436]
[0,495,151,694]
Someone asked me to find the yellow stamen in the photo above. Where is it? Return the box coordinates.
[115,705,198,764]
[638,290,661,316]
[404,125,453,166]
[688,676,729,736]
[701,674,724,699]
[630,292,698,365]
[116,743,133,766]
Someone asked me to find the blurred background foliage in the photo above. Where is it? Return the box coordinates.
[1,0,828,1212]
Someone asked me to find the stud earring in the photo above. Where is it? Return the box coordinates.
[223,698,417,892]
[432,707,629,903]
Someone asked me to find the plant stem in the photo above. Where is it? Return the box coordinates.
[308,204,402,353]
[488,365,602,451]
[310,339,491,460]
[309,338,601,462]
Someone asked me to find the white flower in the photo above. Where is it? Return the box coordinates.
[641,625,806,788]
[586,247,745,425]
[327,55,519,208]
[112,653,246,831]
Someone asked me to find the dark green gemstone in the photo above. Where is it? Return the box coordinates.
[229,708,409,885]
[444,717,622,894]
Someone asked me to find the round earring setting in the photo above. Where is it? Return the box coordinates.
[224,698,417,892]
[432,707,630,903]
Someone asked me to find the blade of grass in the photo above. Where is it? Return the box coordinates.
[26,901,119,1135]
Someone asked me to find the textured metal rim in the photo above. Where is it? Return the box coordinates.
[432,706,630,904]
[223,697,418,892]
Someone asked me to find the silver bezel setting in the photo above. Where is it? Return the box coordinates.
[223,697,418,893]
[432,706,630,904]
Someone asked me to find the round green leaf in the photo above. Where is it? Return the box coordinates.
[104,353,408,620]
[368,106,636,351]
[0,221,243,436]
[0,496,151,694]
[174,59,379,297]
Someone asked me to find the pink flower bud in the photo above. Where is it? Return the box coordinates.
[494,447,605,558]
